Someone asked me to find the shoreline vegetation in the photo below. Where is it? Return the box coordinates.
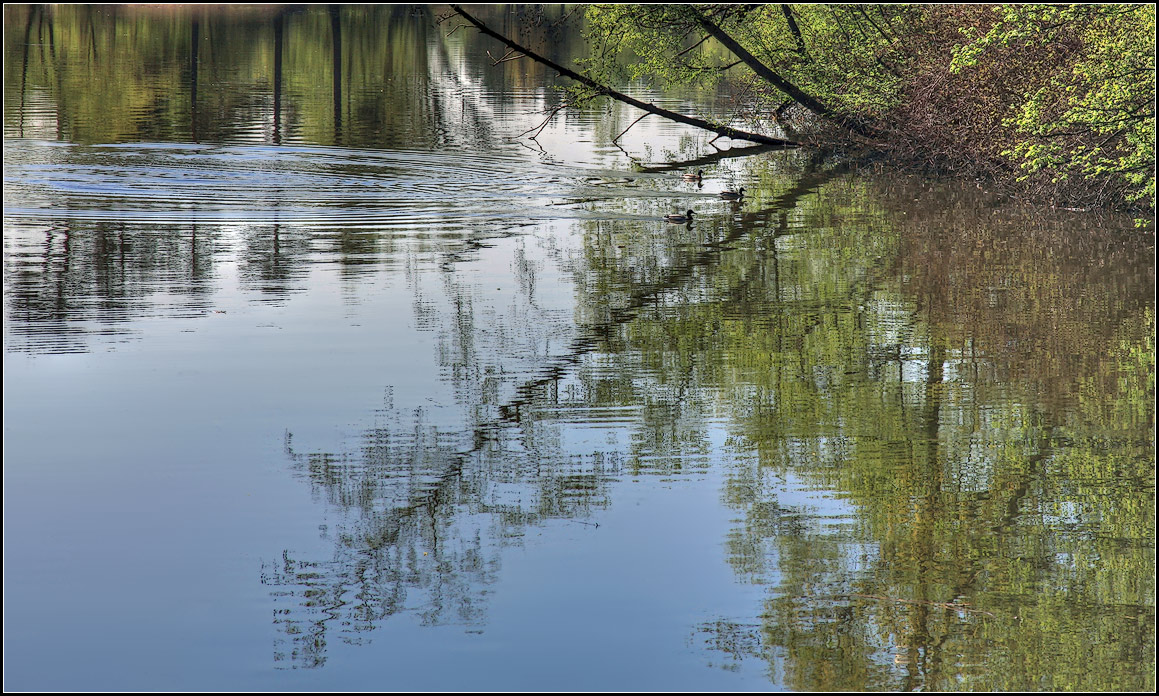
[447,4,1155,225]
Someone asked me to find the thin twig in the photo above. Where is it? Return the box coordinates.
[675,35,710,58]
[488,48,525,65]
[613,112,651,143]
[517,103,569,140]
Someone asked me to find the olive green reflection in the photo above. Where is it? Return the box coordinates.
[4,4,582,146]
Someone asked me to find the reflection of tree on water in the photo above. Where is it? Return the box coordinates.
[689,185,1155,690]
[262,159,848,669]
[5,5,578,148]
[266,403,619,668]
[266,418,498,669]
[3,223,217,354]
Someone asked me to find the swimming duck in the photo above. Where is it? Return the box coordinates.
[719,187,745,200]
[681,170,703,181]
[663,210,695,223]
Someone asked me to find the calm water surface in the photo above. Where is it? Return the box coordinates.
[4,5,1154,691]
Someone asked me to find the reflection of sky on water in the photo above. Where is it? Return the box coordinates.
[1,182,859,687]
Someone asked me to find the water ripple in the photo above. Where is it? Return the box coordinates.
[3,140,660,231]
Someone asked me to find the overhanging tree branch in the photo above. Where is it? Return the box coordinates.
[687,6,878,139]
[447,4,799,148]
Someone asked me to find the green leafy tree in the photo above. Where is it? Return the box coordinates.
[952,4,1156,216]
[575,4,1154,216]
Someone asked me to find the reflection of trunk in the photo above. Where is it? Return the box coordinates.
[273,12,283,143]
[447,4,798,148]
[47,7,62,140]
[329,5,342,141]
[35,5,48,72]
[889,336,945,691]
[58,230,71,316]
[190,17,199,142]
[19,5,36,137]
[923,338,945,447]
[85,5,98,61]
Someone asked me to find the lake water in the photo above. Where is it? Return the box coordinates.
[3,5,1154,691]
